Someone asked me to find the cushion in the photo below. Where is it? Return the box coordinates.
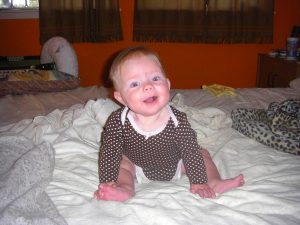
[0,69,79,96]
[41,36,78,77]
[290,78,300,90]
[231,99,300,155]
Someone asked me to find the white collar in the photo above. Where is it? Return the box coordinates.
[120,105,178,139]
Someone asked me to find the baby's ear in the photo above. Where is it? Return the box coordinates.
[167,78,171,90]
[114,91,126,105]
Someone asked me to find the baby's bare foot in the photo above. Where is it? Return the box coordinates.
[94,184,133,202]
[210,174,244,194]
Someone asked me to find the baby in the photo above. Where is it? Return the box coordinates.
[94,46,244,202]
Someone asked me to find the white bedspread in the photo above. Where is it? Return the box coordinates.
[1,92,300,225]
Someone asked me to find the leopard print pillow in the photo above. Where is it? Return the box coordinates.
[231,99,300,155]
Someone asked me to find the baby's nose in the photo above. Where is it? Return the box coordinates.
[143,83,153,91]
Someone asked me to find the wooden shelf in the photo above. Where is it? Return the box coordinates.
[256,54,300,87]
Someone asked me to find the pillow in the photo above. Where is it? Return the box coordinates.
[289,78,300,90]
[41,36,78,77]
[0,69,79,96]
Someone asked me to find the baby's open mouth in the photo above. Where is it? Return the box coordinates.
[143,96,157,103]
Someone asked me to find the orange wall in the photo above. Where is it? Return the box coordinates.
[0,0,299,88]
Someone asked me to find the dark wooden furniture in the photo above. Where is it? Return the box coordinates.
[256,54,300,87]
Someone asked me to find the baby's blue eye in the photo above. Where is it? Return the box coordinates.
[153,76,162,81]
[129,82,139,88]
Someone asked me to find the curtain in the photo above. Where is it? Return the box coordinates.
[39,0,122,44]
[133,0,274,43]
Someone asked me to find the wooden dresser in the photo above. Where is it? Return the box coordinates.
[256,54,300,87]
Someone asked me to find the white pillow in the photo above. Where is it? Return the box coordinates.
[41,36,78,77]
[289,78,300,90]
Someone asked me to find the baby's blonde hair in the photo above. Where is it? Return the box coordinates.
[109,46,166,90]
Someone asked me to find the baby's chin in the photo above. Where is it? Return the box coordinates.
[141,107,169,117]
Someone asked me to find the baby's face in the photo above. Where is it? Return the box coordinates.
[114,55,170,117]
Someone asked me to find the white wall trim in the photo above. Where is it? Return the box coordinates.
[0,9,39,19]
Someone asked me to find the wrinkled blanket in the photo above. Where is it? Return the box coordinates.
[2,94,300,225]
[0,135,67,225]
[231,99,300,155]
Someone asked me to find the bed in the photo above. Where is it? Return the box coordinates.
[0,82,300,225]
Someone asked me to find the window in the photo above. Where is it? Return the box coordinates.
[39,0,122,43]
[0,0,38,8]
[0,0,39,19]
[133,0,274,44]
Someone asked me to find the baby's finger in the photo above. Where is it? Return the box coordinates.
[200,188,215,199]
[197,189,205,198]
[211,189,216,198]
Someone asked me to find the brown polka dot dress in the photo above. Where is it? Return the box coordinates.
[98,106,208,184]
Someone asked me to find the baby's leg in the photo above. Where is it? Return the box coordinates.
[94,155,135,202]
[201,149,244,193]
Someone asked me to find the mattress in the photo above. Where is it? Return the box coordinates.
[0,85,300,225]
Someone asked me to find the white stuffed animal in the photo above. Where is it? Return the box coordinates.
[41,36,78,77]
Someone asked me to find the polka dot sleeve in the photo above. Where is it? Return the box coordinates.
[98,108,124,183]
[174,109,208,184]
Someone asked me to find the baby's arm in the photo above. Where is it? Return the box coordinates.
[190,183,216,198]
[96,153,136,202]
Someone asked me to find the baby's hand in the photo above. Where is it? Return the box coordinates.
[190,183,216,198]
